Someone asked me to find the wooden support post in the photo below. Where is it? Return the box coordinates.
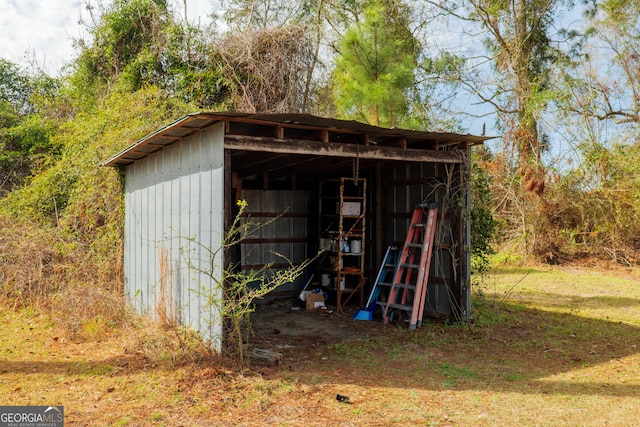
[232,172,243,201]
[320,129,329,143]
[275,125,284,139]
[375,164,384,265]
[224,149,233,266]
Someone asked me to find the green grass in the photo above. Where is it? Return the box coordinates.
[2,265,640,425]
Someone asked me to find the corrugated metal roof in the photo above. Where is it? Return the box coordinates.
[102,111,492,166]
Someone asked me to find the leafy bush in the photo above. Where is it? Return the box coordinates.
[0,60,61,194]
[0,85,194,337]
[470,151,497,283]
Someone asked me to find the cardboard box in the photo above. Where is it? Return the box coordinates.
[306,293,326,310]
[337,202,361,216]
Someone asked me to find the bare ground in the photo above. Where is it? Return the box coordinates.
[2,265,640,426]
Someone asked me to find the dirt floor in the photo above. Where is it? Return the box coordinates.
[250,298,388,362]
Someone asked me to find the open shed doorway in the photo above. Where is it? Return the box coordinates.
[228,148,470,323]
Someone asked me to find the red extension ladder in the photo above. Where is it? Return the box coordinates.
[379,204,438,329]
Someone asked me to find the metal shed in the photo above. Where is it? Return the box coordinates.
[103,112,489,350]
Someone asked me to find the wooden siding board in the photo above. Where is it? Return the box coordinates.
[381,162,460,318]
[240,189,310,293]
[224,135,463,163]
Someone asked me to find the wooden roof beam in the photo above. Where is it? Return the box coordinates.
[224,135,463,164]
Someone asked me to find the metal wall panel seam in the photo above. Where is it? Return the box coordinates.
[123,164,134,309]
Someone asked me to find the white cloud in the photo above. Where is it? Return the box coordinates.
[0,0,213,75]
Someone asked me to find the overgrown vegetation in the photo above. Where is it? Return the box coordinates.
[0,85,193,341]
[0,59,61,195]
[3,0,640,366]
[469,149,497,282]
[183,200,316,365]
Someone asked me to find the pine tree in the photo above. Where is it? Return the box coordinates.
[332,0,418,127]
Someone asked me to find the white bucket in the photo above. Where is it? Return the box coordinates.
[321,274,331,286]
[351,240,362,254]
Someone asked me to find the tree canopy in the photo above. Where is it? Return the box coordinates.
[331,0,419,127]
[3,0,640,267]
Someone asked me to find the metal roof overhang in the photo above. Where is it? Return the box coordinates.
[102,112,493,184]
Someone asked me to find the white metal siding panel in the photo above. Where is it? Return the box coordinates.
[152,154,163,316]
[132,161,146,313]
[179,135,194,331]
[126,152,150,315]
[146,155,157,314]
[198,130,217,345]
[123,166,140,310]
[123,122,225,351]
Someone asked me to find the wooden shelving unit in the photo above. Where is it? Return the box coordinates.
[319,177,366,312]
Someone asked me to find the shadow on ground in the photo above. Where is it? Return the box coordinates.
[250,293,640,398]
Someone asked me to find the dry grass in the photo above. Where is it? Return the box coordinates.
[1,265,640,426]
[0,216,67,306]
[0,214,126,337]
